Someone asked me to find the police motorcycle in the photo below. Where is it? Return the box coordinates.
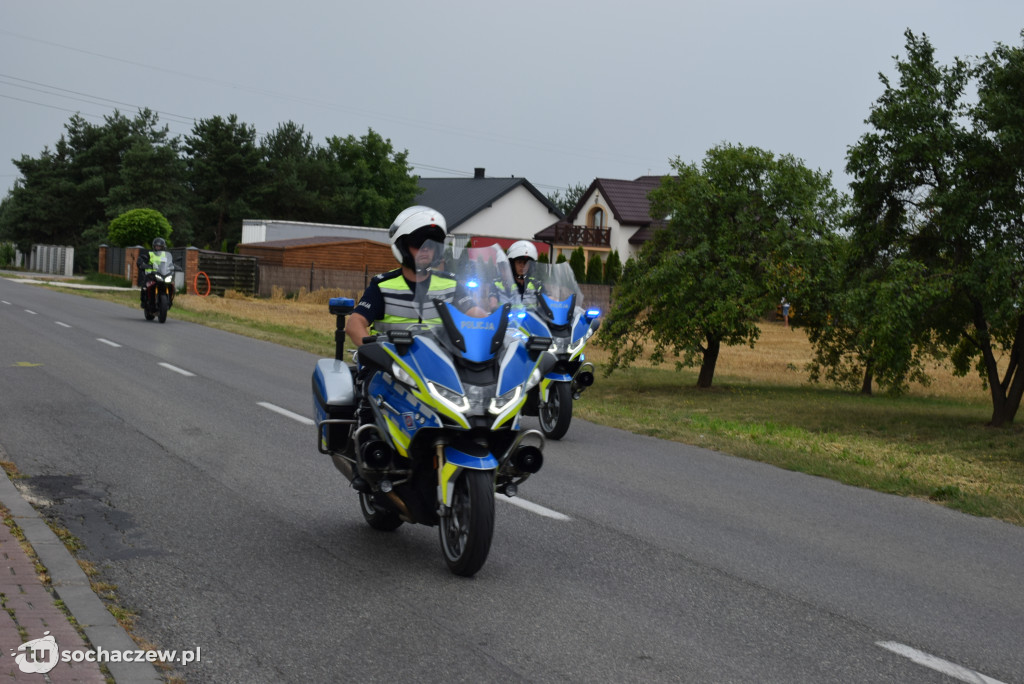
[140,250,179,323]
[509,261,602,440]
[312,241,554,577]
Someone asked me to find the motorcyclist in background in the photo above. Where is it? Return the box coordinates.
[136,237,169,308]
[506,240,541,307]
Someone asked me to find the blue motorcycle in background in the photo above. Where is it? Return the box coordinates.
[313,242,553,576]
[512,261,601,440]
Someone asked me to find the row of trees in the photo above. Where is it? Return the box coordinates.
[0,111,419,269]
[603,30,1024,427]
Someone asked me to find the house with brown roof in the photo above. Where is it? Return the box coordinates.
[534,176,666,262]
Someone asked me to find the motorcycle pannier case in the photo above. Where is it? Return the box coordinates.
[312,358,356,453]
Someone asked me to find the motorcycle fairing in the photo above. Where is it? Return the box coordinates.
[367,370,442,457]
[445,305,507,363]
[402,336,463,395]
[516,309,551,339]
[378,341,472,430]
[539,292,574,327]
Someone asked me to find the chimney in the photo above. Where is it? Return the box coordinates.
[474,167,485,179]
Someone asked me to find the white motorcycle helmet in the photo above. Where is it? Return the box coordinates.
[388,206,447,268]
[506,240,538,263]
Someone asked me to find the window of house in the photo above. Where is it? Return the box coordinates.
[588,207,605,228]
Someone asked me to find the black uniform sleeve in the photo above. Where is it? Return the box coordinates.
[354,277,385,324]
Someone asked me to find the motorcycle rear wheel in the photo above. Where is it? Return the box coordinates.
[538,381,573,440]
[359,492,403,531]
[439,470,494,577]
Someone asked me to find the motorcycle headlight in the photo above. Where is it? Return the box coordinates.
[392,362,417,388]
[160,274,174,283]
[488,385,522,415]
[525,366,543,392]
[568,328,594,357]
[427,381,470,414]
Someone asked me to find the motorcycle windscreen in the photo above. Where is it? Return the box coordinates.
[152,251,174,277]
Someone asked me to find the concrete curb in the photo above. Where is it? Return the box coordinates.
[0,474,162,682]
[2,277,133,292]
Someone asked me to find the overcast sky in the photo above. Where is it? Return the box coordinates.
[2,1,1022,201]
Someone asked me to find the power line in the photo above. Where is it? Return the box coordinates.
[0,30,662,180]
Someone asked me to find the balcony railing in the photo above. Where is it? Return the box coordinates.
[553,223,611,247]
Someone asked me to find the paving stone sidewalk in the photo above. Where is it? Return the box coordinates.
[0,473,161,682]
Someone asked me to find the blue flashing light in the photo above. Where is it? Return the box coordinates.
[586,308,601,318]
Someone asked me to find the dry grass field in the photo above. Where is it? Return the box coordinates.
[178,287,994,404]
[584,321,993,404]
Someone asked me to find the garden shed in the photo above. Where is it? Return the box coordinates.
[237,236,396,297]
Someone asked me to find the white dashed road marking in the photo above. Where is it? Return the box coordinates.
[499,496,571,520]
[258,401,314,426]
[159,362,195,377]
[876,641,1006,684]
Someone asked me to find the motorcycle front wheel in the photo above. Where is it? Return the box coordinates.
[158,293,169,323]
[538,381,573,440]
[439,469,494,577]
[359,492,403,531]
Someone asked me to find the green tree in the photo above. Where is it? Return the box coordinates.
[844,30,1024,426]
[0,109,187,270]
[546,182,588,216]
[601,143,841,388]
[255,121,328,223]
[569,247,587,283]
[801,232,943,395]
[603,250,622,285]
[102,112,192,244]
[107,208,172,248]
[586,252,604,284]
[321,128,419,227]
[184,114,263,249]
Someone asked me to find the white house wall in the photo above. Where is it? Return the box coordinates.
[450,185,558,240]
[579,190,641,260]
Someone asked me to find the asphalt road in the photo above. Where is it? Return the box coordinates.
[1,277,1022,683]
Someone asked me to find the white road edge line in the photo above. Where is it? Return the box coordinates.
[1,300,10,305]
[876,641,1006,684]
[159,362,195,377]
[24,309,37,315]
[55,321,71,328]
[96,338,121,348]
[498,495,571,520]
[258,401,314,426]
